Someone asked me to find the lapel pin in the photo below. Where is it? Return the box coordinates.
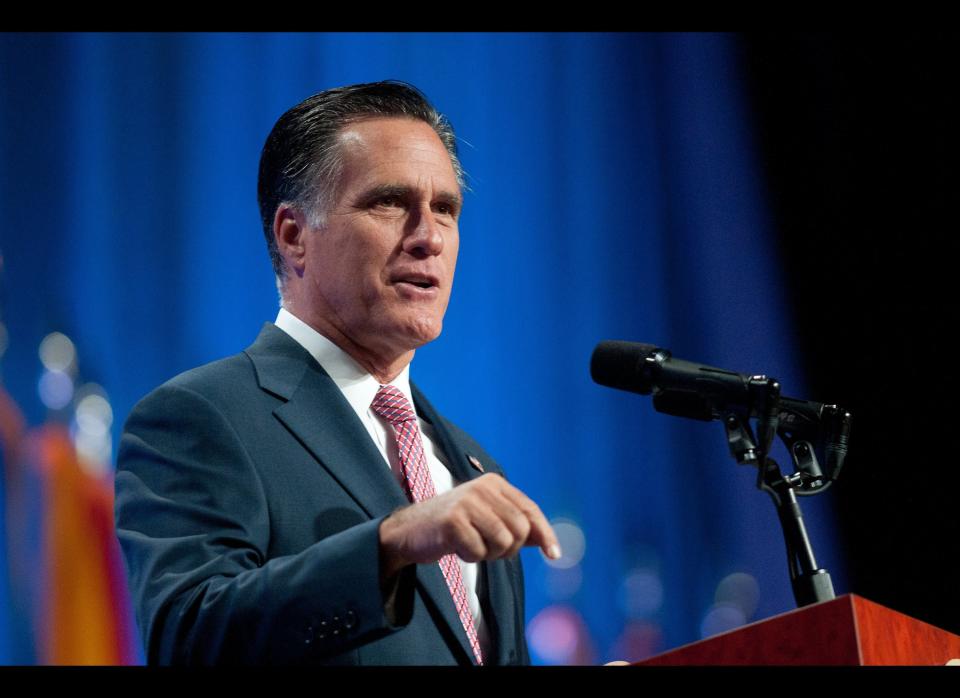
[467,454,485,473]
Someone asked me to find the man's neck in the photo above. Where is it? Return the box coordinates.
[280,303,413,384]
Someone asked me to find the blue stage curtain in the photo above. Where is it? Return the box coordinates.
[0,32,843,664]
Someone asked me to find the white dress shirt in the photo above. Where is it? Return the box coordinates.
[274,307,490,655]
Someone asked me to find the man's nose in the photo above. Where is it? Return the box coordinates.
[403,204,445,257]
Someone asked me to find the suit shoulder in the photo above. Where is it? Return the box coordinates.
[126,352,259,424]
[165,352,256,395]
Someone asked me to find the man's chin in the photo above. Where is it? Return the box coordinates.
[362,310,446,357]
[395,319,444,351]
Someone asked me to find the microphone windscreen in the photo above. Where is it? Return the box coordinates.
[590,340,660,395]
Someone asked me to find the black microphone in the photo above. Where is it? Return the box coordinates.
[590,340,851,480]
[590,340,758,421]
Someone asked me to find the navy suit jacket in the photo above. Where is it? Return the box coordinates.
[114,323,529,665]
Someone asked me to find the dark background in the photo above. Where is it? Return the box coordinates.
[742,32,959,634]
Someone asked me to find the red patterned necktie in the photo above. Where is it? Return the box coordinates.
[371,384,484,666]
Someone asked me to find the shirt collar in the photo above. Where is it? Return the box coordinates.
[274,307,414,418]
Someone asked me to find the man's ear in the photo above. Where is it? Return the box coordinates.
[273,204,308,278]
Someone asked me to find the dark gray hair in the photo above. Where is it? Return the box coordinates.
[257,80,463,281]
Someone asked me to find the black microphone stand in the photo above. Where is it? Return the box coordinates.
[722,376,836,607]
[591,340,852,609]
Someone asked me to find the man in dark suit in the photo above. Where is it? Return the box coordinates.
[114,81,560,665]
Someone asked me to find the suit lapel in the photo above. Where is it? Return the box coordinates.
[245,325,488,664]
[412,388,480,487]
[246,324,408,520]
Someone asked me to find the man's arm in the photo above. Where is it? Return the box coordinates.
[115,382,414,665]
[379,473,561,581]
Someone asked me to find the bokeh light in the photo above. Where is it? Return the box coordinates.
[75,390,113,436]
[72,383,113,477]
[38,370,73,410]
[715,571,760,619]
[698,571,760,639]
[38,331,77,375]
[618,567,664,619]
[609,620,664,662]
[699,602,747,639]
[527,605,595,665]
[544,518,586,569]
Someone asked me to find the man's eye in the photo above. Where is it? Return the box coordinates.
[376,196,403,208]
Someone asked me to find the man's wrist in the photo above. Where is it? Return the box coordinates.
[378,511,409,589]
[378,512,417,627]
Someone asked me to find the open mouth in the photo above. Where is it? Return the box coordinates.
[393,278,439,298]
[393,274,439,291]
[397,281,437,295]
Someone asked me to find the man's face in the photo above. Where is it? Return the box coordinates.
[301,117,461,360]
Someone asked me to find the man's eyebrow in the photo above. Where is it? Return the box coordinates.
[433,190,463,210]
[357,183,412,204]
[355,183,462,209]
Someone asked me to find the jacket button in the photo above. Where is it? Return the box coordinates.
[343,610,357,630]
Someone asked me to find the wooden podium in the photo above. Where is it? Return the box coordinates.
[636,594,960,666]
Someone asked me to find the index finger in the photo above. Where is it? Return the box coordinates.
[497,480,562,560]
